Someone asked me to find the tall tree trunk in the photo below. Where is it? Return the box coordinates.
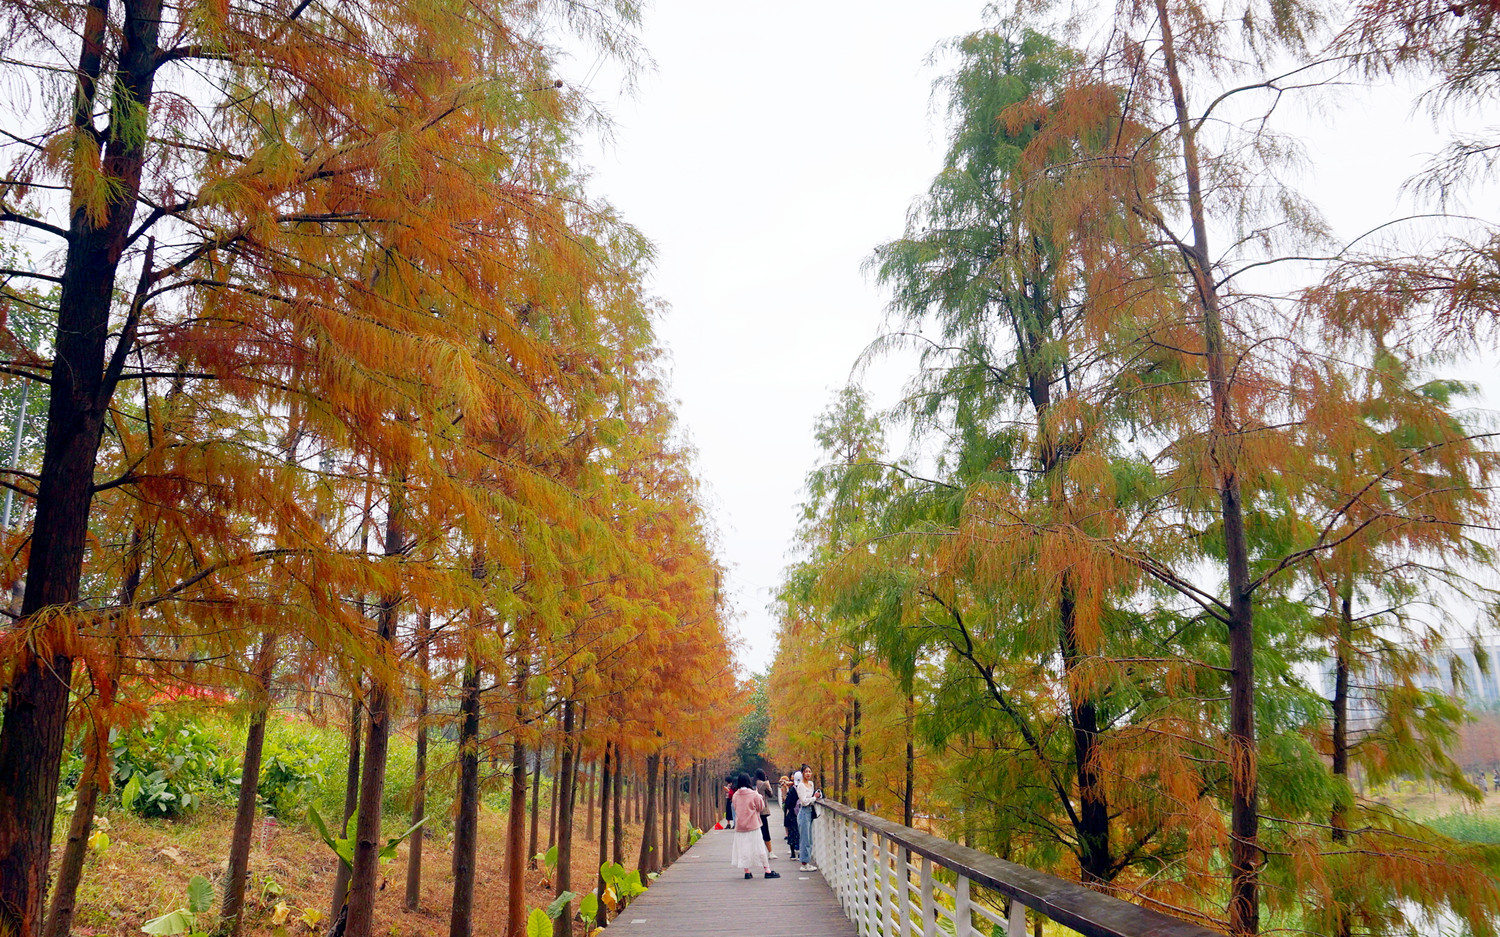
[1331,587,1352,842]
[1330,587,1353,937]
[528,747,542,867]
[0,4,165,931]
[663,755,675,857]
[1153,3,1258,930]
[851,661,865,811]
[505,653,530,937]
[547,744,561,850]
[1060,583,1111,885]
[668,761,681,862]
[41,714,107,937]
[331,680,363,922]
[345,487,405,937]
[43,526,142,937]
[611,746,624,866]
[635,753,660,883]
[904,690,915,828]
[586,761,597,843]
[595,740,612,927]
[553,699,578,937]
[223,633,280,933]
[405,611,431,911]
[449,656,482,937]
[839,716,851,802]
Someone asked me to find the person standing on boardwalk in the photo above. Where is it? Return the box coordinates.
[781,774,800,857]
[795,767,818,872]
[723,774,735,829]
[731,774,781,879]
[754,769,777,859]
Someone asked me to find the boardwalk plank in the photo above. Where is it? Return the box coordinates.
[609,808,856,937]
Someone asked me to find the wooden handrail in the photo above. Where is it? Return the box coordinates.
[813,799,1226,937]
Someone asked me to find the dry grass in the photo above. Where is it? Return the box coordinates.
[63,801,658,937]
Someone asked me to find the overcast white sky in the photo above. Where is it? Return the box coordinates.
[566,2,1493,676]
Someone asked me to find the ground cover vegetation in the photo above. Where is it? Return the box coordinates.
[767,2,1500,936]
[0,2,748,937]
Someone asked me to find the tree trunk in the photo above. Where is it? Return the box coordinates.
[851,661,865,811]
[41,719,107,937]
[405,611,431,911]
[44,527,139,937]
[658,758,669,863]
[611,746,624,866]
[547,744,561,850]
[223,633,279,933]
[344,489,405,937]
[839,716,851,802]
[1331,587,1352,842]
[586,762,597,843]
[669,761,681,862]
[0,3,165,931]
[635,753,660,882]
[904,691,915,828]
[595,740,612,927]
[505,654,530,937]
[1153,4,1258,929]
[449,657,482,937]
[553,700,578,937]
[1330,587,1353,937]
[528,747,542,867]
[1060,583,1111,885]
[331,681,363,922]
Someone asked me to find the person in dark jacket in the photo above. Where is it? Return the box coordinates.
[754,769,777,858]
[781,773,800,855]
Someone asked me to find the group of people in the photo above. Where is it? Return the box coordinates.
[721,765,821,881]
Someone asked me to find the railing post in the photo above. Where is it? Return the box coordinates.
[858,827,870,935]
[954,875,972,937]
[886,835,902,937]
[920,856,935,937]
[898,842,913,937]
[1007,898,1026,937]
[840,809,852,905]
[863,829,878,937]
[841,814,851,903]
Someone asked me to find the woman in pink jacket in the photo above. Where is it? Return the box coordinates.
[729,774,781,880]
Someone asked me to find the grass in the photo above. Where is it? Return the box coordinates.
[1427,812,1500,844]
[64,796,652,937]
[57,706,651,937]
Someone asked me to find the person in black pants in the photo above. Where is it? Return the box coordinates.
[781,773,800,855]
[754,769,777,858]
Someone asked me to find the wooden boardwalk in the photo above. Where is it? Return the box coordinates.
[612,809,857,937]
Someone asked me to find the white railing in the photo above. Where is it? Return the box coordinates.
[810,800,1225,937]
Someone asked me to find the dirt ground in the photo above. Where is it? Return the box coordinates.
[65,801,659,937]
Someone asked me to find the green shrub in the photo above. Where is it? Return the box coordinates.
[59,707,461,829]
[257,734,327,819]
[1427,812,1500,844]
[111,718,234,819]
[257,713,457,830]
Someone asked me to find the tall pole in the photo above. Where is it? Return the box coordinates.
[3,379,29,532]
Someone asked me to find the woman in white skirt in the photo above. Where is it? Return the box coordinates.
[729,774,780,879]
